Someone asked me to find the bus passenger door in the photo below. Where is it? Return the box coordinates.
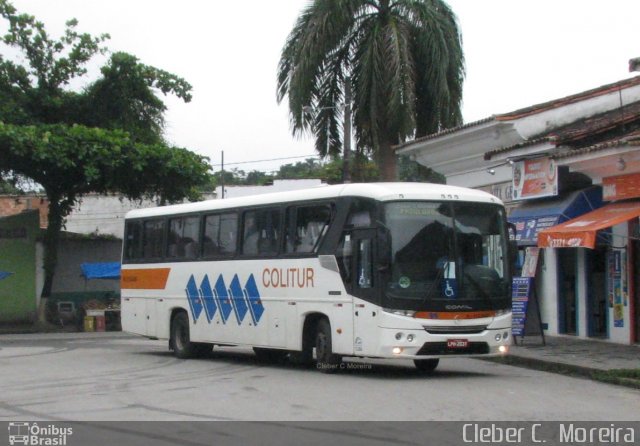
[350,229,381,356]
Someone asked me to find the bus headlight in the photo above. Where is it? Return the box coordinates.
[406,334,415,342]
[499,345,508,354]
[495,333,502,342]
[493,309,511,317]
[392,347,403,354]
[503,331,510,340]
[395,332,403,340]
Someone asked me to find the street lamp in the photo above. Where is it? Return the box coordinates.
[302,80,352,183]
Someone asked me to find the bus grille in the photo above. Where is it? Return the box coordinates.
[423,325,487,335]
[417,342,490,356]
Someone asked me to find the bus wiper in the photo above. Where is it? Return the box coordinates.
[463,267,494,311]
[423,257,446,304]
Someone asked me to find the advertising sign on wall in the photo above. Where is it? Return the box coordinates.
[521,247,540,278]
[610,249,624,328]
[512,158,558,200]
[603,172,640,201]
[479,181,514,203]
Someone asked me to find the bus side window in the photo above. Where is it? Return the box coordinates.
[335,233,352,288]
[242,211,259,255]
[204,213,237,257]
[167,216,200,259]
[143,219,165,260]
[124,222,142,261]
[285,204,332,254]
[243,209,280,256]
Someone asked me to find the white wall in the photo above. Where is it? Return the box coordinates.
[216,179,324,199]
[539,248,559,335]
[65,193,215,238]
[576,249,589,338]
[609,223,632,344]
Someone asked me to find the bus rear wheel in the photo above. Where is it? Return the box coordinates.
[315,318,341,373]
[170,312,211,359]
[414,358,439,373]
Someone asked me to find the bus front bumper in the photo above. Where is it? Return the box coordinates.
[373,326,511,360]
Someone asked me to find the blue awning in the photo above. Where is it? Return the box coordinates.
[508,186,603,246]
[81,262,121,280]
[0,271,13,281]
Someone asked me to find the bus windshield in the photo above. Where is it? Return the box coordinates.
[383,201,509,309]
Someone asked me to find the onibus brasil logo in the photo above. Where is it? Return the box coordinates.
[8,422,73,446]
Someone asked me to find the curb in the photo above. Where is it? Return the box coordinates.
[485,355,640,390]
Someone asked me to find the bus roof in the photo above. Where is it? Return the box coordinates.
[125,182,503,220]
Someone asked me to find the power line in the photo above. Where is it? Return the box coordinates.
[210,154,319,168]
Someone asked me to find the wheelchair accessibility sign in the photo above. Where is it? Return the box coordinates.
[442,278,458,299]
[442,261,458,299]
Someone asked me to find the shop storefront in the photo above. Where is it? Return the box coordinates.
[394,76,640,344]
[539,183,640,343]
[508,186,603,337]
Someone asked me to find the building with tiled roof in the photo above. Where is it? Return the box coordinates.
[395,75,640,346]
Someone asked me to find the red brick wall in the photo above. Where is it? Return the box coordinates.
[0,195,49,228]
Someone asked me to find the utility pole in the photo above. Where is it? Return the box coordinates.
[343,77,352,183]
[220,150,225,199]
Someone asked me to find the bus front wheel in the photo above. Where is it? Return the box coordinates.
[315,318,341,373]
[170,312,211,359]
[414,358,439,373]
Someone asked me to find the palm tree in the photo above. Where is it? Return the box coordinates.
[277,0,464,181]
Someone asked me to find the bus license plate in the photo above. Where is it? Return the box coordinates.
[447,339,469,349]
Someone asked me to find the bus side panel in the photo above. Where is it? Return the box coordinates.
[121,296,146,336]
[154,299,173,340]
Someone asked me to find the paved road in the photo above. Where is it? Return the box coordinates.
[1,332,638,422]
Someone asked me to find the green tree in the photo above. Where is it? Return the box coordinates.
[398,155,444,183]
[276,158,323,179]
[245,170,274,186]
[277,0,464,181]
[0,0,211,298]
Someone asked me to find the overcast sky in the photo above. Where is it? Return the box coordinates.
[8,0,640,173]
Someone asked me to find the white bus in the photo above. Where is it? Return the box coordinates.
[121,182,513,372]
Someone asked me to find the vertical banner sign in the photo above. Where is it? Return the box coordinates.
[607,251,614,308]
[512,158,558,200]
[613,250,624,328]
[511,277,532,337]
[622,251,628,307]
[521,247,540,278]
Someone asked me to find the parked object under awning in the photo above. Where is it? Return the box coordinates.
[538,201,640,249]
[81,262,121,279]
[508,186,602,245]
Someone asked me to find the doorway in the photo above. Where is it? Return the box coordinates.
[588,246,607,338]
[558,249,577,335]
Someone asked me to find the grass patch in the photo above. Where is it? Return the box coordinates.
[591,369,640,389]
[484,357,640,390]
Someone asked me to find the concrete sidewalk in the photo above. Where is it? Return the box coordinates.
[505,335,640,373]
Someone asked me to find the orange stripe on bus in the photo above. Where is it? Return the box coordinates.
[121,268,171,290]
[414,311,496,320]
